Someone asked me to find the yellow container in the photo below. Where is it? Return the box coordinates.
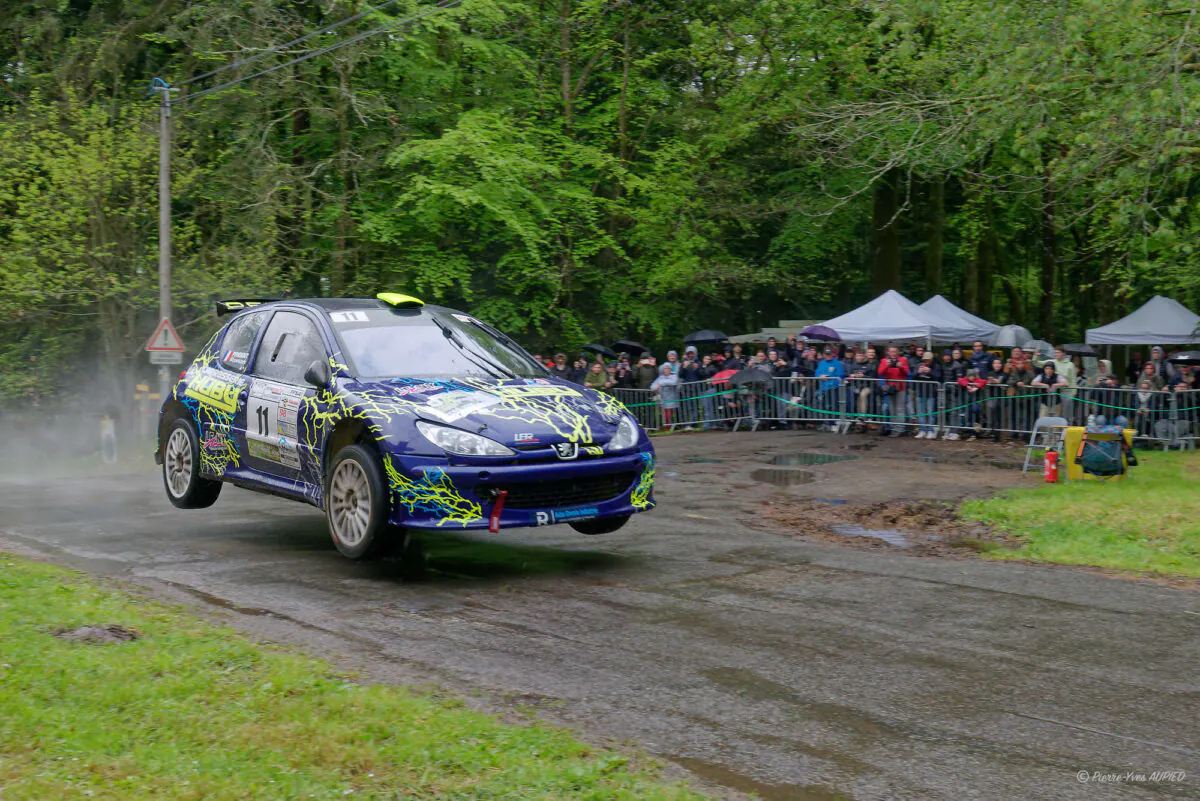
[1063,426,1135,481]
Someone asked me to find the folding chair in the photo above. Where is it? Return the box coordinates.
[1022,416,1069,477]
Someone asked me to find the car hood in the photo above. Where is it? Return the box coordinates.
[347,375,628,447]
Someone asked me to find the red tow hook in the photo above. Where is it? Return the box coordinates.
[489,490,508,533]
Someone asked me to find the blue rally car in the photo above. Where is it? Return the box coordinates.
[157,294,655,559]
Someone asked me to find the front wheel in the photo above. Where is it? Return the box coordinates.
[325,444,395,560]
[570,514,630,536]
[162,418,222,509]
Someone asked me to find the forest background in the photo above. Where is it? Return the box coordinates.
[2,0,1198,406]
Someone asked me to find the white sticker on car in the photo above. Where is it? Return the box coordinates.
[423,390,501,422]
[247,380,306,468]
[330,311,369,324]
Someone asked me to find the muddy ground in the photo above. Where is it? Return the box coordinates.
[2,431,1199,800]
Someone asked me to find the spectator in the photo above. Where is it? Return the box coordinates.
[846,348,877,428]
[1148,346,1176,383]
[1138,360,1165,391]
[912,351,940,439]
[1035,346,1078,417]
[1008,358,1037,437]
[1005,347,1025,373]
[604,364,619,392]
[664,350,681,375]
[571,357,589,384]
[968,340,992,375]
[635,355,658,389]
[613,357,635,389]
[784,334,799,361]
[723,345,745,371]
[549,352,571,380]
[876,346,909,436]
[770,350,791,378]
[1133,379,1161,437]
[650,365,680,428]
[957,368,989,440]
[1126,351,1145,385]
[1032,362,1068,418]
[583,362,607,392]
[984,357,1009,440]
[694,354,719,428]
[679,350,704,428]
[814,347,845,430]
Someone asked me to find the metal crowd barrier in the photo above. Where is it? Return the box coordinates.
[608,378,1198,446]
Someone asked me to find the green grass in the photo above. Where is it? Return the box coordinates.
[961,450,1200,578]
[0,556,704,800]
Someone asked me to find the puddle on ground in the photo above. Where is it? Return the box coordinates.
[830,524,915,548]
[751,468,816,486]
[813,498,848,505]
[771,452,857,466]
[681,456,726,464]
[671,755,849,801]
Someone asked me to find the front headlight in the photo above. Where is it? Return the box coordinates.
[606,415,640,452]
[416,421,515,457]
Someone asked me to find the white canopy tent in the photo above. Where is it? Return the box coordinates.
[920,295,1000,341]
[821,290,980,343]
[1085,296,1200,345]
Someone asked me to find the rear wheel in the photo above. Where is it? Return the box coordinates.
[162,418,222,509]
[325,444,395,560]
[570,514,630,536]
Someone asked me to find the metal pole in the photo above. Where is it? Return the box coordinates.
[158,85,173,402]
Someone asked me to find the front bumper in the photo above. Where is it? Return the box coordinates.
[384,450,655,531]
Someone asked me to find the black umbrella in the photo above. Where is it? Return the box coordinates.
[611,340,646,358]
[581,343,618,359]
[1168,350,1200,366]
[1063,343,1096,356]
[683,329,728,345]
[730,367,772,386]
[800,324,840,342]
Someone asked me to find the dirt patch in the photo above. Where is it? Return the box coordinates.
[761,499,1022,556]
[54,624,141,643]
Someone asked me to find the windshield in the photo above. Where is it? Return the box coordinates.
[330,308,547,380]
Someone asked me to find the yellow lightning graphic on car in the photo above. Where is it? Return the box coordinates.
[631,453,655,510]
[383,457,482,526]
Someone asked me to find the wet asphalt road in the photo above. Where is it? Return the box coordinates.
[3,431,1199,800]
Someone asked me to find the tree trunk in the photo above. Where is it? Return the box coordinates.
[872,170,901,293]
[1002,277,1024,326]
[978,196,997,321]
[1039,175,1057,342]
[924,176,944,296]
[559,0,572,125]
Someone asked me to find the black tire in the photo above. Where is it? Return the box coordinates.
[162,417,222,509]
[324,444,395,560]
[570,514,631,536]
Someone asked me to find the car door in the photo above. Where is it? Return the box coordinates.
[195,309,268,478]
[245,310,328,487]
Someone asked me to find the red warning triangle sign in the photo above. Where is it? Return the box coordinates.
[145,318,186,352]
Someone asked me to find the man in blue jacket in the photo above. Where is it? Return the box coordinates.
[968,340,993,375]
[814,347,845,430]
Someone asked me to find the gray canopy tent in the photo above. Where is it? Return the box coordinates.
[821,290,981,344]
[1085,296,1200,345]
[919,295,1000,342]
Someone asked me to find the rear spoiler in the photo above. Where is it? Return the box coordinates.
[215,298,278,317]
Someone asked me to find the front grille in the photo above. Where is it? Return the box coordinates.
[479,471,638,509]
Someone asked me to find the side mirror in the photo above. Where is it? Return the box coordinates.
[304,359,332,390]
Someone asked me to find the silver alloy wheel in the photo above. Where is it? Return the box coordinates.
[165,427,193,498]
[329,459,371,547]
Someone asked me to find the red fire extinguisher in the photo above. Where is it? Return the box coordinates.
[1043,450,1059,483]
